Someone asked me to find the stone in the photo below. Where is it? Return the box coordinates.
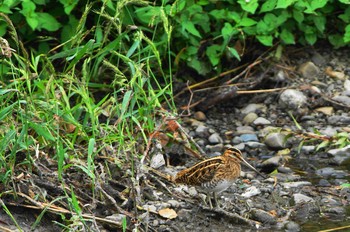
[264,132,287,149]
[327,145,350,165]
[298,61,320,78]
[243,112,258,125]
[311,52,326,66]
[253,117,271,125]
[315,106,334,115]
[236,126,255,134]
[245,142,265,148]
[293,193,314,204]
[261,156,282,170]
[284,221,301,232]
[345,79,350,92]
[240,134,258,142]
[195,125,210,138]
[316,167,348,178]
[250,208,277,225]
[241,186,261,198]
[279,89,307,109]
[282,181,312,189]
[150,153,166,169]
[208,133,223,144]
[328,115,350,125]
[193,111,207,121]
[301,145,316,154]
[205,143,224,152]
[241,103,267,115]
[332,95,350,106]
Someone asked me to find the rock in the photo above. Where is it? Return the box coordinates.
[261,156,282,171]
[195,125,210,138]
[167,199,181,208]
[319,126,337,137]
[264,132,287,149]
[240,134,258,142]
[298,61,320,78]
[332,95,350,106]
[318,179,331,187]
[241,186,261,198]
[314,106,334,115]
[316,167,348,178]
[150,153,166,169]
[236,126,255,134]
[282,181,312,189]
[243,112,258,125]
[284,221,301,232]
[241,103,267,115]
[328,115,350,125]
[253,117,271,125]
[205,143,224,152]
[208,133,223,144]
[300,145,316,154]
[279,89,307,109]
[345,79,350,92]
[277,166,293,173]
[327,145,350,165]
[293,193,314,204]
[194,111,207,121]
[311,52,326,66]
[245,142,265,148]
[250,208,277,225]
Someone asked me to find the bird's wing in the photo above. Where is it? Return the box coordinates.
[175,157,223,186]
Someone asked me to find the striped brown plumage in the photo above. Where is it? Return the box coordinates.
[174,147,262,208]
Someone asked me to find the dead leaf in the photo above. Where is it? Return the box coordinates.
[158,208,177,219]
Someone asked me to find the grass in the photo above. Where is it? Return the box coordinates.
[0,1,175,230]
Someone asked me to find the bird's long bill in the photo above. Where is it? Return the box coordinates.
[240,157,266,178]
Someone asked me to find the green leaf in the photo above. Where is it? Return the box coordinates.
[256,35,273,46]
[182,21,201,38]
[237,0,259,14]
[260,0,277,13]
[37,12,61,31]
[20,0,38,30]
[0,4,12,13]
[227,47,241,61]
[304,0,328,14]
[206,44,222,66]
[276,0,296,9]
[316,140,330,151]
[312,15,326,32]
[59,0,79,14]
[29,122,55,141]
[305,33,317,45]
[339,0,350,3]
[293,9,304,23]
[222,22,234,41]
[344,25,350,42]
[280,29,295,44]
[239,17,257,27]
[209,9,227,20]
[328,34,346,48]
[339,7,350,23]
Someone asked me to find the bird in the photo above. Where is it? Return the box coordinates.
[174,147,264,208]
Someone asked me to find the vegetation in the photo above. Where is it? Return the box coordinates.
[0,0,349,230]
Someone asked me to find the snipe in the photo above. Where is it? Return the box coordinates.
[174,147,264,208]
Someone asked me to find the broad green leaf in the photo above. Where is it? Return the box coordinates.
[344,25,350,42]
[20,0,38,30]
[312,15,326,32]
[37,12,61,31]
[222,22,234,41]
[304,0,328,13]
[340,0,350,3]
[237,0,259,14]
[280,29,295,44]
[328,34,345,48]
[182,21,201,38]
[239,17,257,27]
[33,0,45,4]
[209,9,227,20]
[227,47,241,61]
[293,9,304,23]
[206,44,222,66]
[29,122,55,141]
[188,59,210,75]
[0,4,12,13]
[339,7,350,23]
[59,0,79,14]
[260,0,277,13]
[256,35,273,46]
[305,33,317,45]
[276,0,295,9]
